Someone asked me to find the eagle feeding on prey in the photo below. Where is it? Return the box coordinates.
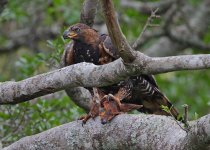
[62,23,183,124]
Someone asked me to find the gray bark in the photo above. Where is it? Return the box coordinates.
[65,87,91,112]
[3,114,210,150]
[80,0,99,27]
[1,53,210,104]
[120,0,175,14]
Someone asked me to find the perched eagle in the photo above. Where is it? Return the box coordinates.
[63,23,182,124]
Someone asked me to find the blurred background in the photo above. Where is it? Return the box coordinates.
[0,0,209,147]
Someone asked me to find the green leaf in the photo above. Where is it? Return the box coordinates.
[160,105,170,113]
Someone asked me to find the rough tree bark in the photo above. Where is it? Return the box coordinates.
[3,114,210,150]
[1,54,210,104]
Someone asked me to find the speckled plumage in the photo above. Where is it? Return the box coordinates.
[63,23,116,66]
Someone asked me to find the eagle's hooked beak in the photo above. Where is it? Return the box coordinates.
[63,30,77,39]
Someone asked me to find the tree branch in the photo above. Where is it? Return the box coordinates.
[3,114,210,150]
[1,53,210,104]
[65,87,91,112]
[168,29,210,51]
[100,0,136,63]
[120,0,175,15]
[132,8,161,49]
[142,0,210,56]
[80,0,99,27]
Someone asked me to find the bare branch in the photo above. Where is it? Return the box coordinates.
[161,2,178,31]
[65,87,91,112]
[80,0,99,27]
[1,53,210,104]
[3,114,210,150]
[133,8,161,49]
[143,0,210,56]
[132,29,165,50]
[120,0,175,15]
[160,0,210,51]
[168,29,210,51]
[182,104,189,128]
[100,0,136,63]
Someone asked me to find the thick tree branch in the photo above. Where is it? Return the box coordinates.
[1,54,210,104]
[101,0,136,63]
[3,114,210,150]
[80,0,99,27]
[120,0,175,15]
[65,87,91,112]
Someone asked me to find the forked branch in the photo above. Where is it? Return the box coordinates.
[100,0,136,63]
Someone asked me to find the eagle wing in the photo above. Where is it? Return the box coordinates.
[121,75,182,121]
[97,33,181,121]
[62,42,74,66]
[98,34,119,65]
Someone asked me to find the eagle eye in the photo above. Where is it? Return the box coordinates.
[73,27,80,33]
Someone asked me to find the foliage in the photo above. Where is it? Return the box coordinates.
[0,95,84,146]
[46,36,69,67]
[0,36,85,147]
[156,71,210,120]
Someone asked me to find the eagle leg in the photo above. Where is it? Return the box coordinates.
[78,87,104,125]
[99,97,122,124]
[101,84,132,111]
[106,94,122,109]
[78,101,100,125]
[99,97,142,124]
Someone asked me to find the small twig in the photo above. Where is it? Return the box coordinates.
[183,104,188,123]
[167,108,189,132]
[178,5,194,33]
[161,105,189,132]
[182,104,190,129]
[93,87,100,104]
[133,8,160,49]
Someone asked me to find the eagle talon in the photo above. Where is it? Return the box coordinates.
[82,120,86,127]
[101,118,108,125]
